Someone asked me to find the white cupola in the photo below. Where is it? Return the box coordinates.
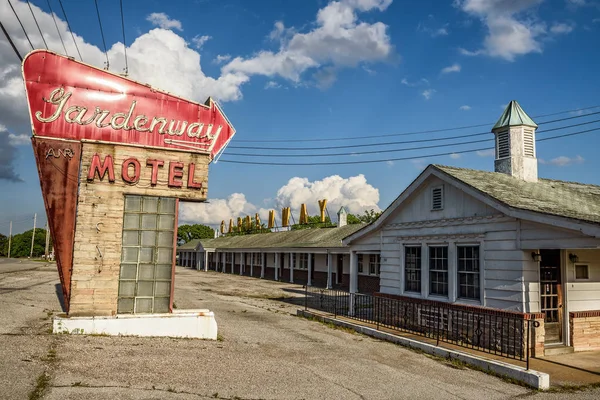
[492,100,538,182]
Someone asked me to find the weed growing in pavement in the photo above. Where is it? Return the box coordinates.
[216,333,224,342]
[28,373,50,400]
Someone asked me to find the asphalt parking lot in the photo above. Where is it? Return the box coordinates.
[1,258,599,399]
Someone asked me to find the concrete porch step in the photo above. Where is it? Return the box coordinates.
[544,344,574,356]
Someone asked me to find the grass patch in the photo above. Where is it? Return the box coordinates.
[216,333,224,342]
[544,382,600,393]
[28,373,50,400]
[41,348,57,363]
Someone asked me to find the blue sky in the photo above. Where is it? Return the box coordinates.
[1,0,600,234]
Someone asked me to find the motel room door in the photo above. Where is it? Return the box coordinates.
[539,249,563,344]
[336,254,344,285]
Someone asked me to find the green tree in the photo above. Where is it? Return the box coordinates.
[347,209,382,224]
[291,215,332,230]
[177,224,215,243]
[0,233,7,257]
[8,229,47,258]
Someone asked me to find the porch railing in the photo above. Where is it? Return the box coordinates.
[304,286,539,369]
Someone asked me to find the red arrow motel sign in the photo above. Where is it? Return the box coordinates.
[22,50,236,160]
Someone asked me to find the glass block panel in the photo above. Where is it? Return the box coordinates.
[122,231,139,246]
[155,281,171,296]
[158,215,174,230]
[141,214,157,229]
[141,231,156,246]
[158,231,174,247]
[123,214,140,230]
[117,298,134,314]
[124,196,141,212]
[157,248,173,263]
[138,264,154,280]
[135,298,153,313]
[159,197,176,214]
[139,247,154,263]
[154,297,170,313]
[137,281,154,296]
[122,247,138,263]
[120,264,137,280]
[155,264,172,280]
[143,197,158,213]
[118,281,136,297]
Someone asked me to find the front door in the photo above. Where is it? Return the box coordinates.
[540,249,563,344]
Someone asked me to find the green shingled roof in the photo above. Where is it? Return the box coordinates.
[434,165,600,226]
[185,224,366,250]
[492,100,538,130]
[178,239,203,250]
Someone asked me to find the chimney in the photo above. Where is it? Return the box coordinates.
[492,100,538,182]
[337,206,348,227]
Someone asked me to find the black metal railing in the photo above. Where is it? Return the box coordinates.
[304,286,539,368]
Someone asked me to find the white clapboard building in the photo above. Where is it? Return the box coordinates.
[343,101,600,354]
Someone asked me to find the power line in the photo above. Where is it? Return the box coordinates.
[94,0,109,70]
[234,104,600,144]
[7,0,34,50]
[119,0,128,75]
[26,0,48,49]
[0,17,23,61]
[46,0,68,55]
[58,0,83,61]
[229,112,600,151]
[218,126,600,166]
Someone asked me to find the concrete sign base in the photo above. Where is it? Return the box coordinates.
[53,309,218,339]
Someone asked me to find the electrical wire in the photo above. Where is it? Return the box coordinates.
[234,104,600,143]
[7,0,34,50]
[227,118,600,157]
[26,0,47,49]
[218,126,600,166]
[46,0,68,55]
[58,0,83,61]
[94,0,109,70]
[229,112,600,151]
[119,0,128,75]
[0,17,22,61]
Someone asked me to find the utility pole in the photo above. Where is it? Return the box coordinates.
[7,221,12,259]
[30,213,37,258]
[44,223,50,260]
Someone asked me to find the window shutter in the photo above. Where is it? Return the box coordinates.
[432,187,443,210]
[496,130,510,159]
[523,129,535,157]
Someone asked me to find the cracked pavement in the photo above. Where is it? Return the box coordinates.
[1,259,600,399]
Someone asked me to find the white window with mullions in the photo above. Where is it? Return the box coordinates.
[429,246,448,297]
[457,245,480,300]
[118,195,176,314]
[357,254,364,274]
[369,254,381,276]
[297,253,309,270]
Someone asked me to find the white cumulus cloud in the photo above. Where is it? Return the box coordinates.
[422,89,436,100]
[441,63,461,74]
[454,0,548,61]
[539,155,585,166]
[191,35,212,49]
[459,105,471,111]
[222,0,394,85]
[146,12,183,31]
[179,174,381,227]
[476,149,495,157]
[550,22,575,34]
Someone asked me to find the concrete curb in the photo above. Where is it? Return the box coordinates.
[298,309,550,390]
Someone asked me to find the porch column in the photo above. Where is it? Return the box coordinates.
[231,252,234,274]
[349,251,358,316]
[261,252,265,279]
[275,253,279,281]
[204,251,208,272]
[241,252,245,275]
[307,253,312,286]
[216,251,219,272]
[251,252,254,277]
[290,253,294,283]
[222,252,226,273]
[326,251,333,289]
[196,252,201,270]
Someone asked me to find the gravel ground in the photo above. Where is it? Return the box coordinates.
[1,259,599,399]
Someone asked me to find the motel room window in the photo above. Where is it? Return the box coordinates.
[429,246,448,297]
[118,195,176,314]
[297,254,309,270]
[575,264,589,280]
[226,253,232,263]
[457,246,480,301]
[358,254,364,274]
[404,246,421,293]
[369,254,381,276]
